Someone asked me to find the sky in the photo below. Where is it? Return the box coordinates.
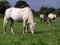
[7,0,60,11]
[0,0,5,1]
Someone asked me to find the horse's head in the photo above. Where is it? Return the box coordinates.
[32,23,36,30]
[30,23,36,34]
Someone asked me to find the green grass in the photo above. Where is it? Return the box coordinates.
[0,17,60,45]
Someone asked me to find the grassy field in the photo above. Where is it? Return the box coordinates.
[0,17,60,45]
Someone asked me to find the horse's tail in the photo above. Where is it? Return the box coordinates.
[3,8,10,34]
[3,16,8,34]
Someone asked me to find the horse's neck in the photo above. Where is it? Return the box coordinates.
[28,14,34,24]
[27,8,34,24]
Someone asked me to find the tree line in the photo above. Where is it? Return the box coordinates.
[0,0,60,18]
[34,7,60,17]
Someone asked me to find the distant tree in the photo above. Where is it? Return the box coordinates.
[54,9,60,16]
[39,7,48,16]
[15,1,30,8]
[48,7,56,13]
[0,1,10,14]
[39,6,56,16]
[31,9,40,17]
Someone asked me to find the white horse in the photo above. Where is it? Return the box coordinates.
[39,14,46,23]
[3,7,36,34]
[48,13,56,26]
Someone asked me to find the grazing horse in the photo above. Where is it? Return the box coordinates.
[3,7,36,34]
[39,14,46,24]
[48,13,56,26]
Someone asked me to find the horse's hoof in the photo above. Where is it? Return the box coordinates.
[32,32,34,34]
[11,32,14,35]
[12,33,14,35]
[23,31,25,34]
[11,32,15,35]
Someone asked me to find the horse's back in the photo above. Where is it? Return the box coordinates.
[48,13,56,19]
[4,7,32,21]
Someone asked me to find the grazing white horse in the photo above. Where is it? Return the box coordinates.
[39,14,46,23]
[3,7,36,34]
[48,13,56,26]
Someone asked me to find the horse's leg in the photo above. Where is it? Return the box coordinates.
[25,23,29,33]
[10,19,14,35]
[41,19,43,24]
[3,17,8,34]
[50,19,52,25]
[23,20,26,34]
[25,19,29,33]
[53,20,55,24]
[40,18,42,23]
[53,18,56,25]
[48,18,51,26]
[44,17,46,23]
[42,18,44,24]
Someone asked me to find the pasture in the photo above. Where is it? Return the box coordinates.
[0,17,60,45]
